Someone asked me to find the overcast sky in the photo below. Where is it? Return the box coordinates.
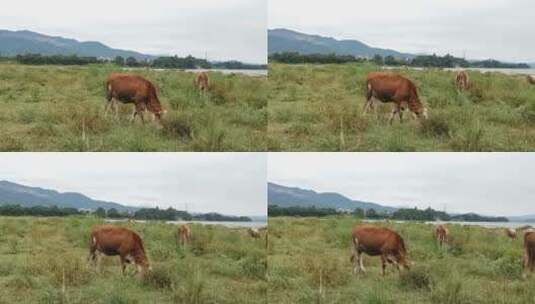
[0,153,266,217]
[269,153,535,217]
[2,0,267,63]
[270,0,534,63]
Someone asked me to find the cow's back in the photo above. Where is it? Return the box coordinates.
[107,73,153,100]
[352,225,405,255]
[91,225,140,255]
[367,73,416,100]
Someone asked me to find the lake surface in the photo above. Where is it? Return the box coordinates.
[364,219,534,229]
[123,67,267,76]
[184,68,267,77]
[384,66,535,76]
[105,219,267,229]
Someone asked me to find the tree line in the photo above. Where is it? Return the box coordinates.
[269,205,509,222]
[7,53,266,70]
[269,52,530,69]
[0,204,252,222]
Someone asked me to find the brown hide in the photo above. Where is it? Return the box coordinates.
[351,225,410,276]
[105,73,164,122]
[89,225,149,277]
[364,72,427,124]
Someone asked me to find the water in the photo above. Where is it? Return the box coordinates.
[427,221,535,229]
[364,219,534,229]
[123,67,267,76]
[444,67,535,76]
[105,218,267,229]
[184,68,267,77]
[384,66,535,76]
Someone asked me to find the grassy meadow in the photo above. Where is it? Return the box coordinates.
[268,217,535,304]
[268,63,535,151]
[0,63,267,151]
[0,216,267,304]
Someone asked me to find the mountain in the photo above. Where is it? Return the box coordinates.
[268,28,413,59]
[268,182,396,213]
[0,30,152,60]
[0,180,136,212]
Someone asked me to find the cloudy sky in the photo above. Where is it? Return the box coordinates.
[0,153,267,216]
[2,0,267,63]
[270,0,534,63]
[269,153,535,216]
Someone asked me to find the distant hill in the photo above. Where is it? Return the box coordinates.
[0,180,136,212]
[268,182,397,213]
[0,30,152,61]
[268,28,413,59]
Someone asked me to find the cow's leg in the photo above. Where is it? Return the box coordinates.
[95,252,103,273]
[523,251,529,278]
[104,101,112,117]
[389,104,400,125]
[120,255,127,275]
[130,106,138,122]
[358,251,366,273]
[380,255,387,276]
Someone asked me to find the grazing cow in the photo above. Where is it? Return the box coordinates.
[523,231,535,278]
[350,225,410,276]
[434,224,449,247]
[248,228,261,239]
[177,224,192,246]
[364,72,428,124]
[194,72,210,93]
[89,225,150,278]
[456,71,470,91]
[506,228,517,240]
[105,73,165,123]
[528,75,535,85]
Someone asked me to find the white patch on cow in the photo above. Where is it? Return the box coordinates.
[125,254,134,264]
[92,237,96,245]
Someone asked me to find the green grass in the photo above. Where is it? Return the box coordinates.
[0,63,267,151]
[268,217,535,304]
[268,63,535,151]
[0,216,267,303]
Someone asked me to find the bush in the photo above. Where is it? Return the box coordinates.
[399,265,434,291]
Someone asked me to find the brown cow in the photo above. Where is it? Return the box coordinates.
[177,224,192,246]
[364,72,428,124]
[434,225,449,247]
[523,231,535,278]
[89,225,150,278]
[506,228,517,240]
[105,73,166,123]
[248,228,261,239]
[350,225,410,276]
[456,71,470,91]
[194,72,210,93]
[527,75,535,85]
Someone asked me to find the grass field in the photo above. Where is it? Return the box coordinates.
[268,63,535,151]
[0,216,267,304]
[268,217,535,304]
[0,63,267,151]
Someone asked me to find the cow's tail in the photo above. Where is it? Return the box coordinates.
[350,236,359,263]
[88,235,97,263]
[365,80,373,102]
[105,80,113,102]
[399,236,408,255]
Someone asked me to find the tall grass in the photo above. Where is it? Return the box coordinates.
[268,63,535,151]
[268,217,534,304]
[0,217,267,303]
[0,63,267,151]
